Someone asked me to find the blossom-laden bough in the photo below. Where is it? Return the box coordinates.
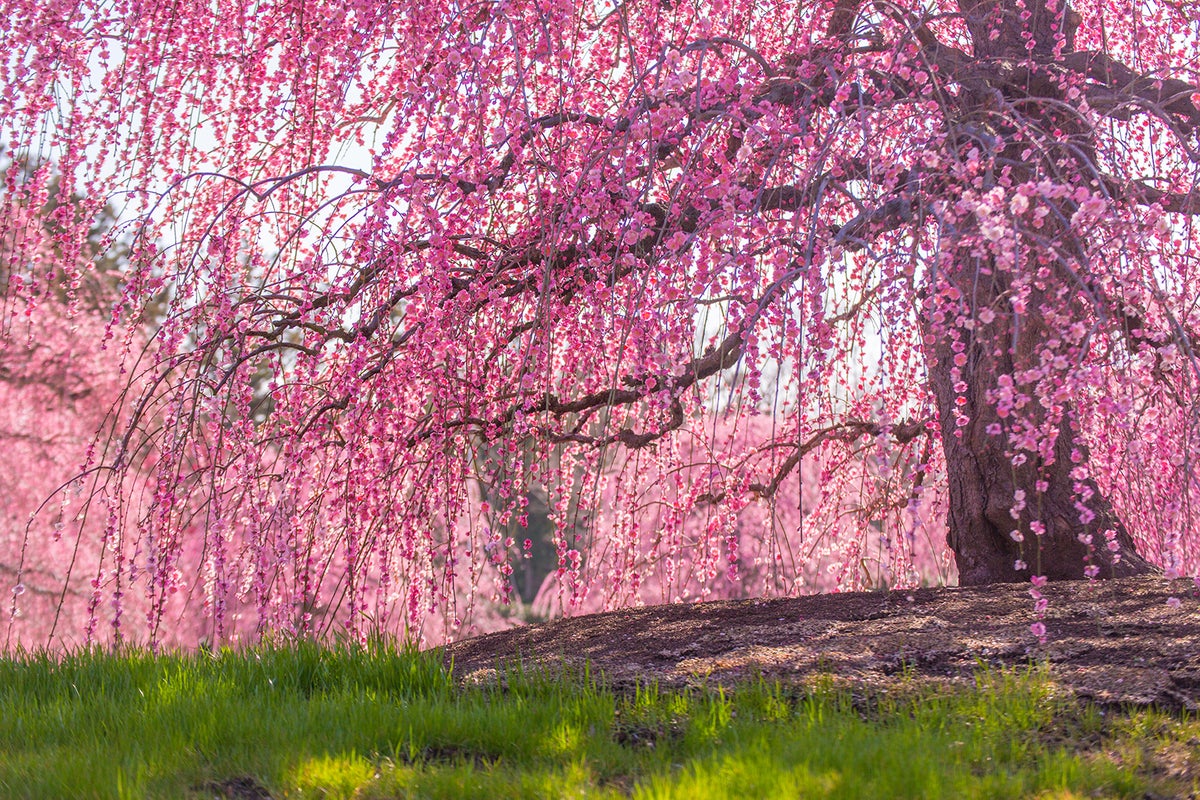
[1,0,1197,646]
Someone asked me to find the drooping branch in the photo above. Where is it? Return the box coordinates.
[694,416,932,505]
[162,4,1200,478]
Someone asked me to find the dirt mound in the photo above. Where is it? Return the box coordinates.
[443,577,1200,709]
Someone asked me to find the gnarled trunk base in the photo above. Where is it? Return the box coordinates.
[923,276,1157,586]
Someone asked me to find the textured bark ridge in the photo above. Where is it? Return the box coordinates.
[926,0,1158,583]
[926,297,1155,584]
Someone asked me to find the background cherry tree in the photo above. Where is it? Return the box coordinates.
[1,0,1197,647]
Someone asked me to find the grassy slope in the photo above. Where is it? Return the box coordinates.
[0,642,1195,799]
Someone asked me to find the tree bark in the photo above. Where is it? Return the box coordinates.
[923,278,1156,584]
[916,0,1160,584]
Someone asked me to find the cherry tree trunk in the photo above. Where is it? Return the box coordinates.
[909,0,1165,585]
[924,270,1156,585]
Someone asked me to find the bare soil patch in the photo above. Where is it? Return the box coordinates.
[443,577,1200,708]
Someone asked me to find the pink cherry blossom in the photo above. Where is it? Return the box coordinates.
[1,0,1198,647]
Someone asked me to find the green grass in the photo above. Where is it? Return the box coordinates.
[0,642,1195,799]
